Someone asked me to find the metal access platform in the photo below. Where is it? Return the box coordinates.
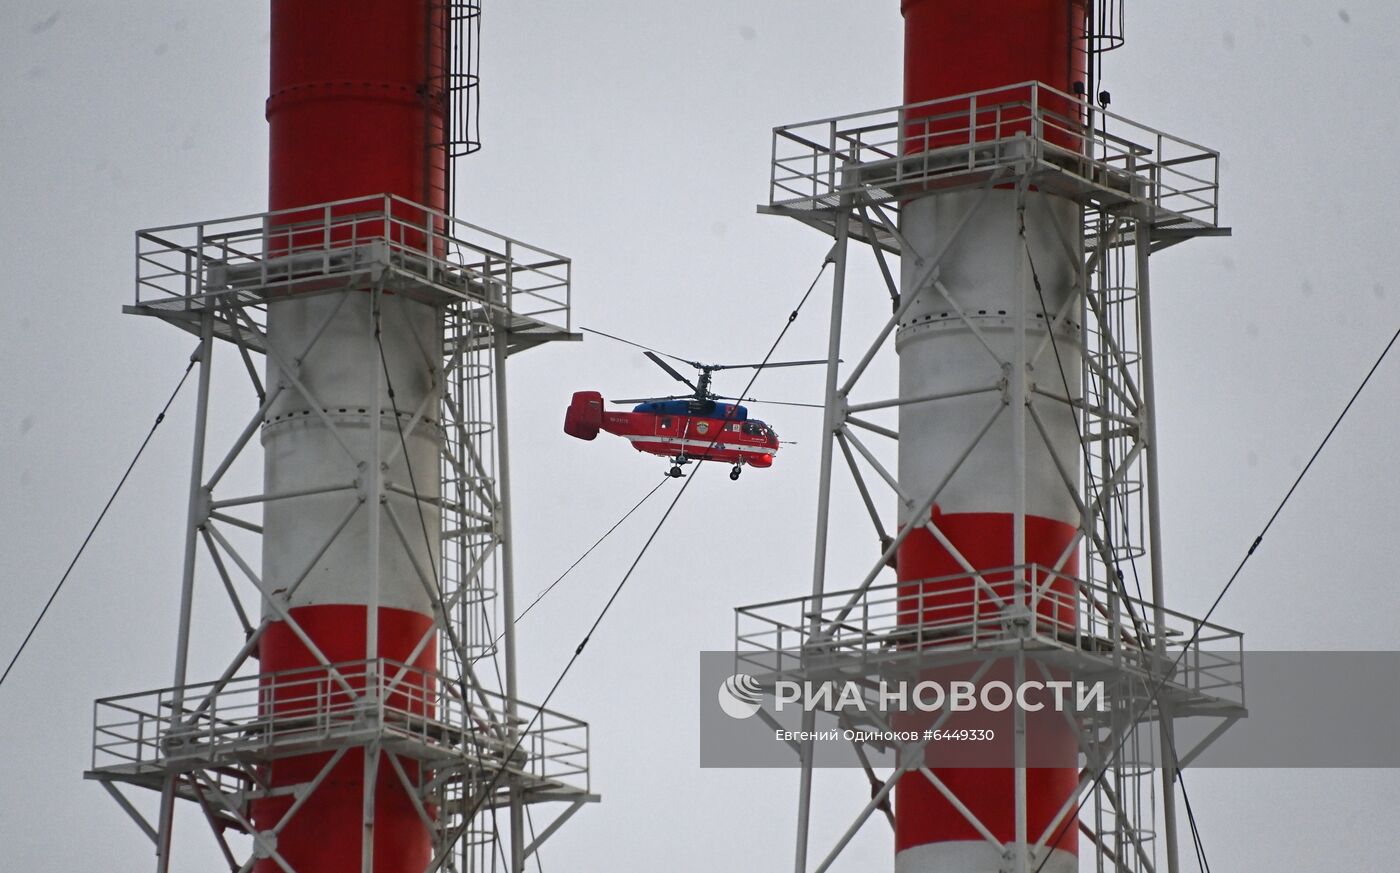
[762,81,1225,253]
[88,658,589,804]
[735,563,1245,727]
[87,659,592,854]
[127,193,576,355]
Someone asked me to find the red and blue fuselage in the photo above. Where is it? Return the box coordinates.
[564,391,779,468]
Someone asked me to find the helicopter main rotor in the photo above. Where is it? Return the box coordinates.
[644,350,826,402]
[583,326,828,406]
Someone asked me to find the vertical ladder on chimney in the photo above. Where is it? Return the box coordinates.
[428,0,483,224]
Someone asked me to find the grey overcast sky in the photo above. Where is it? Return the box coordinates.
[3,1,1400,870]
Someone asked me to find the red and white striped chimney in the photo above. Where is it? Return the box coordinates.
[893,3,1087,871]
[250,3,447,871]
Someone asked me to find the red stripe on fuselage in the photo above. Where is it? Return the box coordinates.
[601,411,780,466]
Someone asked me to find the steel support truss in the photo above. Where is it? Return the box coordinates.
[737,87,1242,873]
[89,195,592,873]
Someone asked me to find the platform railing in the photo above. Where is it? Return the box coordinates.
[134,193,571,333]
[90,658,589,791]
[769,80,1219,228]
[734,563,1242,706]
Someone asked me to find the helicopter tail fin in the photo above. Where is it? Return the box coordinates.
[564,391,604,440]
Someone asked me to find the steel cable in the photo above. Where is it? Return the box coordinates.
[1024,218,1400,872]
[435,258,833,849]
[1022,218,1214,872]
[0,349,199,690]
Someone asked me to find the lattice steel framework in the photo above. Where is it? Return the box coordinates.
[734,82,1244,873]
[87,194,590,873]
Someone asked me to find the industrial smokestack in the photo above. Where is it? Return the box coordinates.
[87,3,591,871]
[894,3,1086,870]
[252,3,448,869]
[733,3,1242,872]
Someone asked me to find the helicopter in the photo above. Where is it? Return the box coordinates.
[563,331,824,480]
